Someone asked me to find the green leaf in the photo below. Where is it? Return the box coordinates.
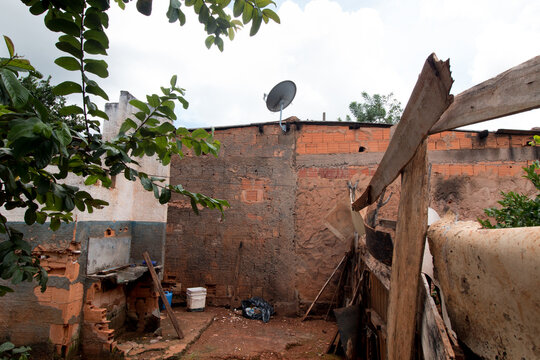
[50,217,61,231]
[59,105,84,116]
[0,285,14,296]
[205,35,215,49]
[4,36,14,57]
[242,2,253,24]
[84,11,103,30]
[129,99,150,114]
[262,8,280,23]
[0,69,30,108]
[56,38,83,58]
[156,122,176,133]
[24,209,37,225]
[88,0,111,11]
[159,188,172,204]
[147,94,160,108]
[85,175,99,185]
[54,56,81,71]
[84,59,108,78]
[84,39,107,55]
[255,0,273,7]
[191,128,209,139]
[3,58,36,72]
[178,9,186,25]
[89,109,109,120]
[250,10,262,36]
[86,83,109,100]
[0,342,15,352]
[157,105,176,120]
[214,36,224,52]
[170,74,177,87]
[119,118,138,133]
[233,0,245,17]
[198,5,210,24]
[56,122,72,146]
[53,81,83,96]
[140,176,153,191]
[136,0,153,15]
[29,1,47,15]
[83,29,109,48]
[45,17,81,37]
[167,6,179,23]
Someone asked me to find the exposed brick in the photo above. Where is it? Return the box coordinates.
[448,139,460,150]
[449,165,462,176]
[496,136,510,147]
[459,138,473,149]
[473,164,486,176]
[461,165,474,176]
[338,143,350,153]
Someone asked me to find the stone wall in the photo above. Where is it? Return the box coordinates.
[165,120,539,315]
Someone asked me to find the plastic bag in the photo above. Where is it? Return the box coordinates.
[241,297,275,323]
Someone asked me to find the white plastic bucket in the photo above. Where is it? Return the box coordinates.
[186,287,207,311]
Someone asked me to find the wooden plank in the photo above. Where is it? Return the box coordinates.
[419,274,455,360]
[430,55,540,134]
[301,252,347,321]
[386,141,429,360]
[352,53,453,212]
[143,251,184,339]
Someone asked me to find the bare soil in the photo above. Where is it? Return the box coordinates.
[182,307,340,360]
[116,307,340,360]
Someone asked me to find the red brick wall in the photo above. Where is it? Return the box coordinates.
[165,121,539,315]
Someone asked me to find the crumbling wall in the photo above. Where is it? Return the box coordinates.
[165,121,538,315]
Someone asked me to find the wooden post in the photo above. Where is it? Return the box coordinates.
[143,251,184,339]
[352,53,454,212]
[386,141,429,360]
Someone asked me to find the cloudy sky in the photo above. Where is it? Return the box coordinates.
[2,0,539,131]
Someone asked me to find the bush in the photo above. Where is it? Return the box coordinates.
[478,160,540,228]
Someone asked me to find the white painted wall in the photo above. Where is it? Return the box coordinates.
[4,91,170,224]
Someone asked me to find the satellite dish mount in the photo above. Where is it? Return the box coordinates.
[265,80,296,132]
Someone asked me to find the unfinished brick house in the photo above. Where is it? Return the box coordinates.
[1,92,169,358]
[164,118,539,315]
[1,90,538,358]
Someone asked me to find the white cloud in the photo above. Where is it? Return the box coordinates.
[1,0,538,130]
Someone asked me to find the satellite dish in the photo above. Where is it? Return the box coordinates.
[265,80,296,132]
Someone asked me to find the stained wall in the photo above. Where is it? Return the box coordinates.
[165,120,539,315]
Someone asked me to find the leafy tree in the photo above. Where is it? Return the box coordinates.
[20,75,85,130]
[1,0,280,296]
[478,160,540,228]
[338,92,403,124]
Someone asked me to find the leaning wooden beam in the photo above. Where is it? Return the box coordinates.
[430,55,540,133]
[143,251,184,339]
[352,53,454,211]
[386,141,429,360]
[301,252,348,322]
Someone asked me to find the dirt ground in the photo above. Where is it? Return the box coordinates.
[117,307,341,360]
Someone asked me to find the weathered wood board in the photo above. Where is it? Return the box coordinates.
[430,55,540,133]
[386,141,430,360]
[352,53,453,212]
[418,274,455,360]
